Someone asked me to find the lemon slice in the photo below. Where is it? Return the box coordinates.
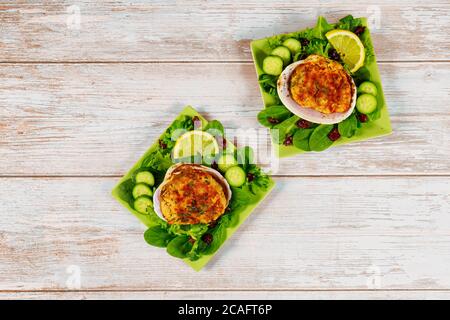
[172,130,219,160]
[325,29,365,73]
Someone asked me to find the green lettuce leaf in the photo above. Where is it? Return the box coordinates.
[159,115,194,152]
[312,16,334,40]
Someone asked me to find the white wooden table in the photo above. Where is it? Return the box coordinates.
[1,1,449,300]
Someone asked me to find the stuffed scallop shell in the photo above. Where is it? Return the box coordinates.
[277,54,357,124]
[153,163,232,225]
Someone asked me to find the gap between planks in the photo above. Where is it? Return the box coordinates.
[4,288,450,293]
[0,174,449,179]
[0,60,450,64]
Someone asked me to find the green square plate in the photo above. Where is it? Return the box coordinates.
[250,17,392,158]
[112,106,275,271]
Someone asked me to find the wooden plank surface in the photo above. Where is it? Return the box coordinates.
[0,62,449,176]
[0,1,449,62]
[1,0,450,300]
[0,177,449,291]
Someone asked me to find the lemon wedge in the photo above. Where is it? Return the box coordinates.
[172,130,219,160]
[325,29,365,73]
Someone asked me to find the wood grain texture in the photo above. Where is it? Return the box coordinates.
[1,0,450,299]
[0,1,449,62]
[0,62,449,176]
[0,177,449,291]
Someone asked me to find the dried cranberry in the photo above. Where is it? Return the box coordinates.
[211,161,219,170]
[358,113,368,123]
[268,117,280,125]
[188,236,196,244]
[327,127,341,141]
[202,233,213,245]
[159,139,167,149]
[298,53,308,61]
[328,48,340,61]
[283,135,293,146]
[192,116,202,129]
[209,220,218,229]
[300,38,310,46]
[247,172,255,182]
[216,136,227,149]
[296,119,311,129]
[354,26,366,36]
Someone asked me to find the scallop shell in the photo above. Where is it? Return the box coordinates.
[152,163,232,222]
[277,59,357,125]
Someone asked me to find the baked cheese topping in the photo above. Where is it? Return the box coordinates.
[289,55,354,114]
[159,164,227,225]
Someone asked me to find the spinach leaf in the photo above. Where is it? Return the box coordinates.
[293,127,314,141]
[293,137,310,151]
[117,179,135,207]
[144,226,174,248]
[148,210,168,227]
[222,210,241,228]
[338,114,358,138]
[229,186,257,210]
[258,74,279,98]
[204,120,224,137]
[166,235,193,259]
[366,106,382,121]
[201,224,227,255]
[352,66,371,86]
[271,115,299,144]
[309,124,334,151]
[257,105,292,128]
[293,128,314,151]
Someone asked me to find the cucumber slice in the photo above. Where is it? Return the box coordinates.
[262,55,284,76]
[224,166,246,187]
[217,153,238,173]
[271,46,291,66]
[356,94,377,114]
[282,38,302,54]
[132,183,153,199]
[358,81,378,96]
[135,171,155,186]
[134,196,153,214]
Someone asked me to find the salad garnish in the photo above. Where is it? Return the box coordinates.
[256,15,382,152]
